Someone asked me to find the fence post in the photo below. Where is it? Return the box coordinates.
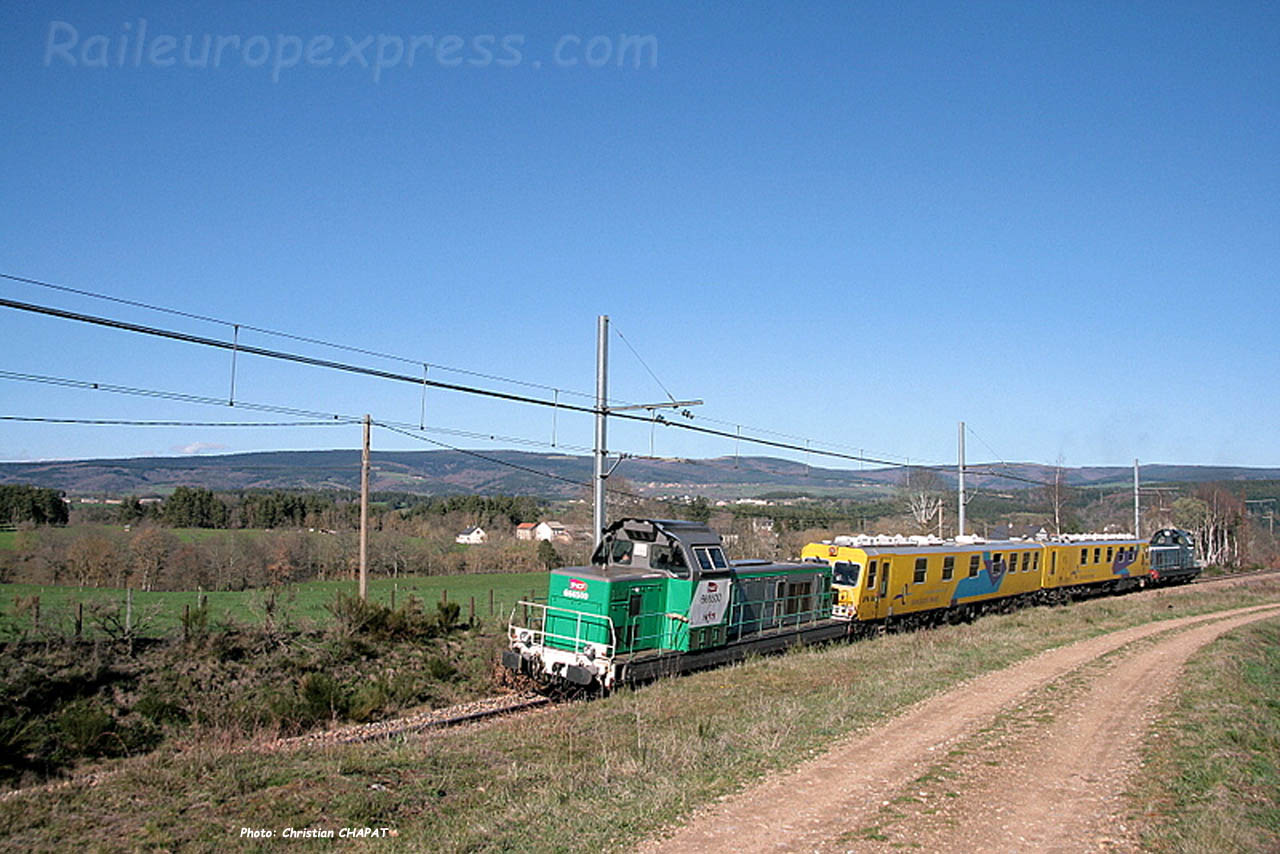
[75,601,83,638]
[469,596,475,624]
[391,583,397,611]
[183,604,190,642]
[125,588,133,635]
[32,596,40,633]
[442,588,447,604]
[489,588,494,616]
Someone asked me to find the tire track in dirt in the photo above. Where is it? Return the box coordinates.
[636,603,1280,854]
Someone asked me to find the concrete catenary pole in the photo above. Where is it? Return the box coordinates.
[1133,458,1140,538]
[360,414,370,600]
[957,421,966,538]
[593,316,609,550]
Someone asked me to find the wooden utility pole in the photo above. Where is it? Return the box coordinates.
[360,414,370,601]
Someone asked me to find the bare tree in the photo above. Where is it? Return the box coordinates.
[902,467,944,534]
[128,525,177,592]
[1173,485,1246,567]
[1040,455,1074,535]
[67,532,123,588]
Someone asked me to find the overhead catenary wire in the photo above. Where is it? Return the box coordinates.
[377,421,659,503]
[0,370,596,455]
[612,323,677,404]
[1,285,1072,490]
[1,362,1065,493]
[0,272,607,403]
[0,296,922,470]
[0,416,344,428]
[0,276,933,466]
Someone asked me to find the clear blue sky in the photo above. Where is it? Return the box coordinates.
[1,2,1277,471]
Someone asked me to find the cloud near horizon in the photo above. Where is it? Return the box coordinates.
[173,441,228,455]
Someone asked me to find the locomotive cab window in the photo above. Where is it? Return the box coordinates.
[866,560,878,590]
[913,557,928,584]
[693,546,728,571]
[832,561,860,586]
[651,544,689,579]
[610,539,633,565]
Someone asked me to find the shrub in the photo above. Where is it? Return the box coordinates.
[134,690,187,726]
[325,592,466,641]
[55,700,115,758]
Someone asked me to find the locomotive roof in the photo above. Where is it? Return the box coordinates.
[549,565,666,583]
[605,517,724,547]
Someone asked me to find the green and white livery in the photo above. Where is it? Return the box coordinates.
[504,518,847,691]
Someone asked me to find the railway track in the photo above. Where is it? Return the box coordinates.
[1188,567,1280,586]
[266,691,552,751]
[0,691,553,804]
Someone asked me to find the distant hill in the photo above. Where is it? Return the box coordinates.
[1,450,1278,500]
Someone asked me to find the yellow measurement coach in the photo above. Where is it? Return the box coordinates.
[800,533,1149,631]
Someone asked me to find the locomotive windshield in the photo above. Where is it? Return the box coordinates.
[832,561,860,586]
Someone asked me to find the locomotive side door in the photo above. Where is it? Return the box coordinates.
[858,559,879,621]
[876,558,892,620]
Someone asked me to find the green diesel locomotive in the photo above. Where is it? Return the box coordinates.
[502,518,847,691]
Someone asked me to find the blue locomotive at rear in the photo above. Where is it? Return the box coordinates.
[1146,528,1201,584]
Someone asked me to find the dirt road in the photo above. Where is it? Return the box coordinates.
[638,603,1280,854]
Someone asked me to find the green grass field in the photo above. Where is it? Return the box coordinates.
[0,571,548,639]
[0,531,16,550]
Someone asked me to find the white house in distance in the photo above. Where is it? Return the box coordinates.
[455,526,487,545]
[534,521,573,544]
[515,522,537,541]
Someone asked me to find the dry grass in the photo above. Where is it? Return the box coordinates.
[1135,615,1280,853]
[1,580,1277,853]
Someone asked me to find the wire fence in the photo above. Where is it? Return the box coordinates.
[0,574,547,642]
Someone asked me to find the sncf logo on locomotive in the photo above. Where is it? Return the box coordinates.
[564,578,590,600]
[689,579,729,627]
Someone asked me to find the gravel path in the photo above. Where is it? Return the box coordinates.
[637,602,1280,854]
